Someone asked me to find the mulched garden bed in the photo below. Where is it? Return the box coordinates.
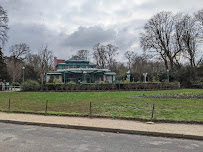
[132,94,203,99]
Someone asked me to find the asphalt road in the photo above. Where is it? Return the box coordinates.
[0,123,202,152]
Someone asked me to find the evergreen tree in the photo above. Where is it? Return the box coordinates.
[0,47,10,81]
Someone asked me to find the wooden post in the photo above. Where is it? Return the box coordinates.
[90,102,92,118]
[151,104,155,121]
[9,99,10,111]
[45,100,48,115]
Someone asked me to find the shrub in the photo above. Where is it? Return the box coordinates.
[100,81,105,84]
[48,79,53,83]
[68,81,74,85]
[21,80,40,91]
[11,82,20,86]
[53,77,61,84]
[124,78,130,84]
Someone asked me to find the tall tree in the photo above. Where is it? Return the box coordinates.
[76,50,89,60]
[9,43,30,82]
[105,44,118,69]
[125,51,135,71]
[26,53,41,69]
[140,11,178,71]
[0,47,10,81]
[38,45,53,84]
[181,15,199,67]
[195,9,203,32]
[25,53,41,81]
[195,9,203,65]
[0,5,9,81]
[93,43,118,69]
[93,43,107,68]
[0,5,9,46]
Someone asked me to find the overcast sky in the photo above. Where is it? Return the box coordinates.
[1,0,203,61]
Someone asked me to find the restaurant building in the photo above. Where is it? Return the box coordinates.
[45,57,116,84]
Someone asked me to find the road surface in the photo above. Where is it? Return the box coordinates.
[0,122,202,152]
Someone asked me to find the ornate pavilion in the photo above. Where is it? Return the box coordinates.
[45,57,116,84]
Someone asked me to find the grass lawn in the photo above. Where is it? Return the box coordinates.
[0,89,203,122]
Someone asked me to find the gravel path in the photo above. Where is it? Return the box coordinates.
[0,112,202,137]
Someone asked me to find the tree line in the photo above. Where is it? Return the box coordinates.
[0,4,202,87]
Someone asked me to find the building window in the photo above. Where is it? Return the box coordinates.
[77,65,80,68]
[50,75,54,80]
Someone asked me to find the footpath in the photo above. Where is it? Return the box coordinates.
[0,112,203,140]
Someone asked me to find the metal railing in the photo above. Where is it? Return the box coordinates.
[1,86,21,91]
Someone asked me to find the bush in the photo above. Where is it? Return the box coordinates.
[11,82,20,86]
[100,81,105,84]
[53,77,61,84]
[21,80,40,91]
[48,79,53,83]
[124,78,130,84]
[68,81,74,85]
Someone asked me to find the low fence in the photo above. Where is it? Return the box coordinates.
[1,98,202,124]
[41,82,180,92]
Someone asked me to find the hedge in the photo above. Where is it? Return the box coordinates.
[40,82,180,92]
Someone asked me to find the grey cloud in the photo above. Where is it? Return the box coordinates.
[63,26,116,49]
[3,23,65,56]
[1,0,203,61]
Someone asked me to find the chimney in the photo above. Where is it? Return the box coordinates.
[54,57,57,71]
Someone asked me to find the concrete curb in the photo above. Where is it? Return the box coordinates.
[2,111,203,125]
[0,119,203,141]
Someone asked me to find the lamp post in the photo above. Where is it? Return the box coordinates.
[143,73,147,83]
[22,67,25,83]
[126,70,130,82]
[167,69,169,82]
[83,71,87,84]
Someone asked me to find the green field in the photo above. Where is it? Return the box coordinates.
[0,89,203,122]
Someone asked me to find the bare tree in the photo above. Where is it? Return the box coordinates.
[93,43,118,69]
[125,51,135,71]
[195,9,203,25]
[38,45,53,84]
[181,15,200,67]
[76,50,89,60]
[172,13,186,68]
[26,53,41,68]
[140,11,202,70]
[0,6,9,81]
[195,9,203,41]
[93,43,107,68]
[140,11,179,71]
[25,53,41,80]
[131,54,165,75]
[9,43,30,82]
[105,44,118,69]
[0,5,9,47]
[195,9,203,27]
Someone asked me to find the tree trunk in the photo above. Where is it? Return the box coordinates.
[12,60,16,83]
[41,73,44,85]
